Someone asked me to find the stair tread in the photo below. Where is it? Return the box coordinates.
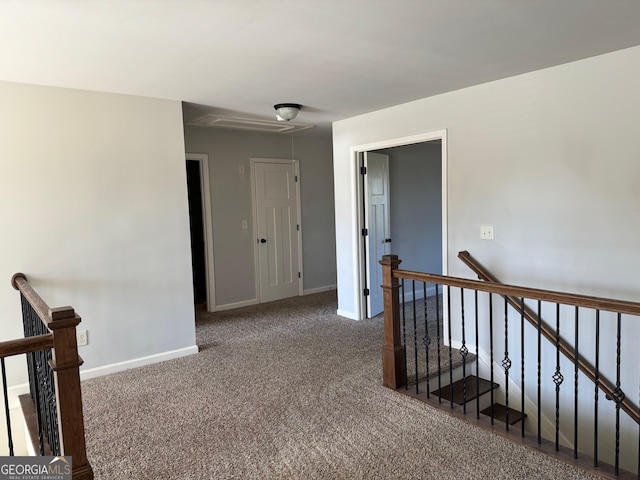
[431,375,499,404]
[480,403,526,425]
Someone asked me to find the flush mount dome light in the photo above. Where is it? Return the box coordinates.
[274,103,301,121]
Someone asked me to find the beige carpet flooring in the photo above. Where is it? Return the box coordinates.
[81,291,599,479]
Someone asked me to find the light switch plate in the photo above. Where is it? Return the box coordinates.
[480,225,494,240]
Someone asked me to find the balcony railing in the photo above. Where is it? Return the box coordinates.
[380,253,639,478]
[0,273,93,479]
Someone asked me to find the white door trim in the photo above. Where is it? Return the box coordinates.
[250,157,303,302]
[186,153,216,312]
[351,130,448,321]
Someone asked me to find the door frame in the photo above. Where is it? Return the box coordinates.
[352,130,448,320]
[250,157,304,302]
[186,153,216,312]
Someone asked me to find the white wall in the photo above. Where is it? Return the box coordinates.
[333,46,640,470]
[183,126,336,308]
[333,44,640,316]
[0,81,197,385]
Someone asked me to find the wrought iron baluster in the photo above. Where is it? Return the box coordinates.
[447,286,453,409]
[30,351,45,456]
[423,283,430,399]
[401,280,408,391]
[573,306,579,459]
[537,300,542,445]
[502,297,511,431]
[412,281,419,394]
[44,348,60,455]
[613,313,624,476]
[1,358,14,456]
[460,288,468,413]
[520,297,525,438]
[475,290,480,419]
[436,284,442,404]
[553,304,563,452]
[489,293,494,424]
[593,310,599,467]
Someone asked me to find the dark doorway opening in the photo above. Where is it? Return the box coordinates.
[186,160,207,305]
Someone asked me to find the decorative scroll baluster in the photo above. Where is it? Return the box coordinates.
[613,313,624,476]
[412,281,419,394]
[502,298,511,430]
[573,306,579,459]
[520,297,525,438]
[460,288,468,413]
[553,304,563,452]
[1,358,14,455]
[423,283,431,398]
[593,309,600,467]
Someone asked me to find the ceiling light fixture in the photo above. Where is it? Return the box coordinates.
[274,103,301,122]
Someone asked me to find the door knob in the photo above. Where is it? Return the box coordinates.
[384,238,392,243]
[260,238,267,243]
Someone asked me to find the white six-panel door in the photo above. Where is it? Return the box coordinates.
[252,159,301,303]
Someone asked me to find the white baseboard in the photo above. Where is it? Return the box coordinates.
[6,345,199,406]
[8,383,30,410]
[336,309,358,320]
[78,345,199,381]
[214,299,258,311]
[303,285,337,295]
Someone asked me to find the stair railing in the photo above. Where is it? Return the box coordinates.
[0,273,94,480]
[380,254,639,478]
[457,250,639,425]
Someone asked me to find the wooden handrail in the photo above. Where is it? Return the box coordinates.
[456,250,639,425]
[394,267,640,317]
[10,273,94,480]
[0,334,54,359]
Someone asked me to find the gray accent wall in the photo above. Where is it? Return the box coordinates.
[183,126,336,308]
[380,142,442,275]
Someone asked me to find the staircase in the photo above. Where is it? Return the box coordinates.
[380,253,640,479]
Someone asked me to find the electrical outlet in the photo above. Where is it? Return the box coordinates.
[77,329,88,346]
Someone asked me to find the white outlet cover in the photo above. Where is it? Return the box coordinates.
[77,330,88,346]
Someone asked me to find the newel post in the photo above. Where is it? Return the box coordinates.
[48,307,94,480]
[380,254,406,389]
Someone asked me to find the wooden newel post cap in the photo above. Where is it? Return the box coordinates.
[379,255,401,266]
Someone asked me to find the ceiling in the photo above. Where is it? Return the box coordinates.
[1,1,640,136]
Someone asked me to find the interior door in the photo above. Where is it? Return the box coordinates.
[254,160,301,303]
[365,152,390,317]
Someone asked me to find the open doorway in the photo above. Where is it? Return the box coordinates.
[185,153,216,311]
[355,131,447,319]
